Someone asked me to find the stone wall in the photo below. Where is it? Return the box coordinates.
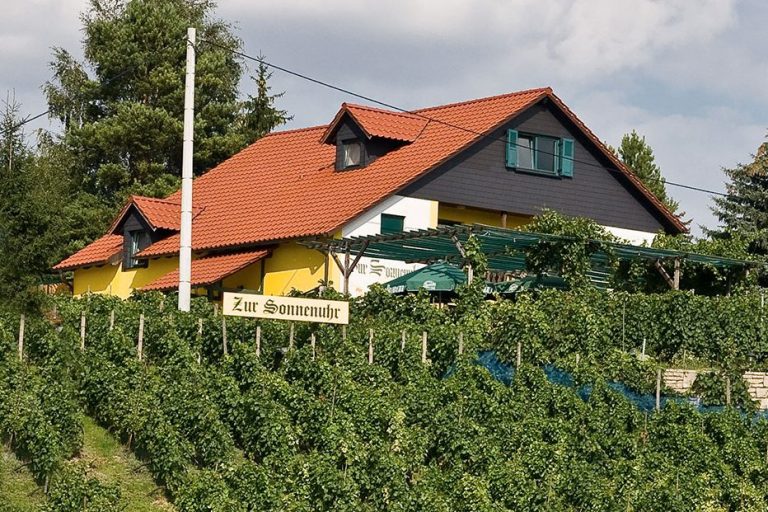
[662,369,768,409]
[662,369,699,394]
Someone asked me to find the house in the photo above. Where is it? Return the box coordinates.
[53,87,686,298]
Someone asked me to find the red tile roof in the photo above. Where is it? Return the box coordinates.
[109,196,203,233]
[320,103,429,143]
[58,87,686,269]
[52,234,123,271]
[141,250,269,291]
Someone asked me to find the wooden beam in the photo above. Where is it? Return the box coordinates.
[343,247,350,295]
[673,258,681,290]
[501,212,508,229]
[346,240,370,277]
[654,259,675,289]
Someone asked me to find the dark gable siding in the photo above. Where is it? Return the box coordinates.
[401,100,677,234]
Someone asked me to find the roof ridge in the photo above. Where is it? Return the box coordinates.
[413,87,552,114]
[261,124,329,138]
[133,195,181,205]
[344,103,424,121]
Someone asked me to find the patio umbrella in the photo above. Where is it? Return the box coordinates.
[384,262,468,294]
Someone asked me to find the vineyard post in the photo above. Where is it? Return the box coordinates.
[289,323,295,350]
[222,316,228,356]
[197,318,203,363]
[256,325,261,357]
[17,314,24,362]
[213,303,219,316]
[421,331,428,363]
[655,368,661,412]
[726,377,731,407]
[311,332,316,361]
[516,341,522,368]
[575,353,580,367]
[109,309,115,331]
[401,330,406,351]
[80,311,86,351]
[342,325,347,341]
[368,329,374,364]
[458,332,464,356]
[138,314,144,361]
[621,300,626,352]
[642,338,646,359]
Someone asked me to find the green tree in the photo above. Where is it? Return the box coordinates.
[44,0,289,203]
[711,139,768,254]
[616,130,680,215]
[240,59,292,145]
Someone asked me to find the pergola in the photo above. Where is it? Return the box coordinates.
[301,225,757,294]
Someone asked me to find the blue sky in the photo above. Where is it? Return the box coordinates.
[2,0,766,235]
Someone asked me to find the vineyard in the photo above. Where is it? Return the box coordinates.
[3,287,768,510]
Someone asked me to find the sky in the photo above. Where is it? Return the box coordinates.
[2,0,767,235]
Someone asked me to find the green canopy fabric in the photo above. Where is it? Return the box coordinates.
[495,274,569,294]
[384,263,467,293]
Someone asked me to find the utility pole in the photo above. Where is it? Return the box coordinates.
[179,27,196,312]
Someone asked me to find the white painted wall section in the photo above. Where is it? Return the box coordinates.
[603,225,657,246]
[340,195,436,296]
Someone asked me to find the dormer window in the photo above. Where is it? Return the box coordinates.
[124,230,150,270]
[342,140,363,168]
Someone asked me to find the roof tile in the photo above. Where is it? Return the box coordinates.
[141,250,269,291]
[52,234,123,271]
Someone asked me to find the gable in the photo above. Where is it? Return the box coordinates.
[400,100,680,234]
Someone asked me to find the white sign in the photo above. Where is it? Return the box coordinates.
[223,293,349,325]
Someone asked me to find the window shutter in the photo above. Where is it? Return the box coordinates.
[506,129,518,168]
[560,138,574,177]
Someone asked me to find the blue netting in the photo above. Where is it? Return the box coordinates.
[472,350,768,417]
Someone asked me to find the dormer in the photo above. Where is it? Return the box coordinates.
[320,103,428,171]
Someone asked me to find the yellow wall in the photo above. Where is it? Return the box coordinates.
[222,260,263,292]
[263,242,328,295]
[437,204,529,228]
[73,256,179,299]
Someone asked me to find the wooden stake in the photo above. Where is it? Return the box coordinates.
[516,341,522,368]
[198,318,203,337]
[311,332,317,361]
[17,314,24,362]
[458,332,464,356]
[726,377,731,406]
[401,330,406,351]
[575,353,580,367]
[80,311,86,351]
[368,329,374,364]
[137,314,144,361]
[213,303,219,316]
[342,325,347,341]
[255,325,261,358]
[421,331,428,364]
[109,309,115,331]
[655,368,661,412]
[642,338,646,358]
[222,316,228,356]
[289,323,295,350]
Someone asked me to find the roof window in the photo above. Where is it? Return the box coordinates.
[341,140,363,168]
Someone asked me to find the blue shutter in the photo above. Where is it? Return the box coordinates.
[506,129,518,168]
[560,138,574,177]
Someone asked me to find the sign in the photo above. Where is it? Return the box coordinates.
[222,292,349,325]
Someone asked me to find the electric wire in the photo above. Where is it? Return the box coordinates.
[197,36,728,199]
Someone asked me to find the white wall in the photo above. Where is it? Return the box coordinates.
[604,225,657,246]
[340,195,436,296]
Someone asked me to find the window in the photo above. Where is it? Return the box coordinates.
[506,129,574,177]
[342,140,363,168]
[381,213,405,234]
[124,230,150,269]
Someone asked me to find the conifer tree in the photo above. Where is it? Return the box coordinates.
[617,130,680,215]
[711,139,768,253]
[44,0,289,203]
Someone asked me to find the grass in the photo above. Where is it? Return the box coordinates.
[78,416,174,511]
[1,417,174,511]
[0,446,44,511]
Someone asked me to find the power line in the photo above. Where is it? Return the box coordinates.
[197,36,729,200]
